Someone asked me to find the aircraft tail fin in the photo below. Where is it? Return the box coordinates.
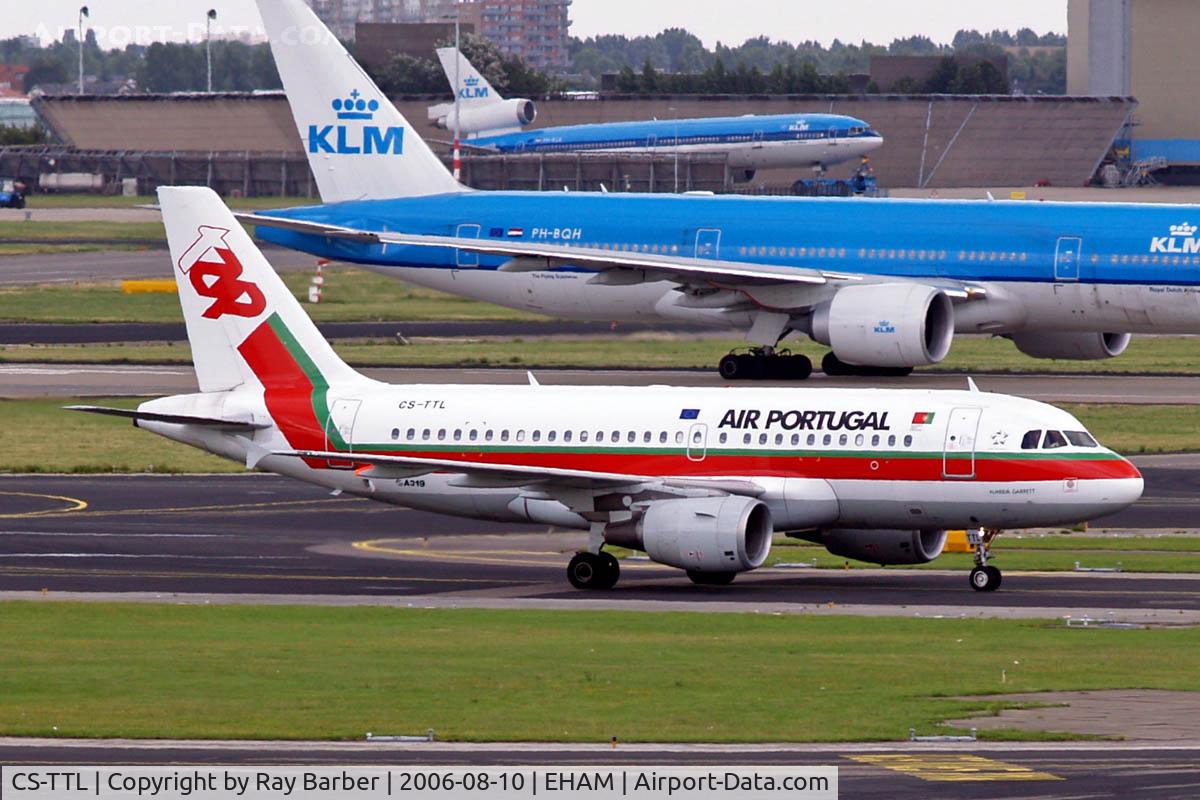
[436,47,503,105]
[256,0,463,202]
[158,186,364,394]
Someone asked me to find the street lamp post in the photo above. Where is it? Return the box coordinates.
[77,6,89,94]
[206,9,217,93]
[452,7,461,181]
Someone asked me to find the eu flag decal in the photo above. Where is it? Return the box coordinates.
[488,227,504,237]
[679,409,700,420]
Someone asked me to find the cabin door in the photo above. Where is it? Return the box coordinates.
[942,407,981,479]
[694,228,722,259]
[324,398,361,468]
[1054,236,1083,281]
[455,223,480,268]
[752,130,765,148]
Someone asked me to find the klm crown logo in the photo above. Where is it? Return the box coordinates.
[1151,221,1200,255]
[458,75,490,99]
[308,88,404,156]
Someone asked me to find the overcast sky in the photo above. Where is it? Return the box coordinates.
[7,1,1067,49]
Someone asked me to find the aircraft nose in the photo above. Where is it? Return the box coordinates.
[1092,457,1144,514]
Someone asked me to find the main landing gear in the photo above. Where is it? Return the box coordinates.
[968,529,1002,592]
[718,348,813,381]
[567,551,620,590]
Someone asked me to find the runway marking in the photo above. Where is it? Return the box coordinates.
[21,497,368,520]
[848,754,1062,782]
[0,565,527,585]
[0,492,88,519]
[352,539,665,570]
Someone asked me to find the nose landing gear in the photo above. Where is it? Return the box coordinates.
[967,529,1002,592]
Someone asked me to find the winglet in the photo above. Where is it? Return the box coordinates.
[527,371,540,386]
[967,376,980,393]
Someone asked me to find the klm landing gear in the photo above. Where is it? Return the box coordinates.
[968,529,1002,592]
[567,551,620,590]
[821,352,914,378]
[718,348,813,381]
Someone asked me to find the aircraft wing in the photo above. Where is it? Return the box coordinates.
[272,448,765,497]
[238,213,989,299]
[66,405,269,431]
[238,212,830,287]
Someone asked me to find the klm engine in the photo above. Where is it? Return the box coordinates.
[811,283,954,367]
[801,529,948,566]
[1011,331,1131,361]
[606,496,773,573]
[433,98,536,136]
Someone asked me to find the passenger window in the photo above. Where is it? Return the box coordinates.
[855,434,864,446]
[563,431,573,442]
[719,432,728,444]
[758,433,768,445]
[659,431,668,443]
[547,430,556,442]
[485,430,494,441]
[437,429,446,441]
[903,435,913,447]
[675,431,684,444]
[1065,431,1098,447]
[1021,430,1042,450]
[871,434,880,446]
[422,429,431,441]
[888,434,896,446]
[791,433,800,446]
[774,433,783,445]
[501,430,510,442]
[453,429,462,441]
[391,428,400,440]
[838,434,848,446]
[643,431,651,443]
[743,433,752,445]
[1043,430,1068,449]
[611,430,620,442]
[807,434,816,446]
[516,430,526,442]
[469,429,478,441]
[596,431,604,442]
[692,430,702,444]
[580,431,588,442]
[627,431,636,443]
[406,428,415,440]
[531,430,541,442]
[822,434,832,446]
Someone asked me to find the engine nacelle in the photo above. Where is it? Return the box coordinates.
[808,528,948,566]
[811,283,954,367]
[432,98,536,135]
[606,496,773,573]
[1011,331,1131,361]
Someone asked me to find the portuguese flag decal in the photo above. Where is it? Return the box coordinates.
[912,411,935,425]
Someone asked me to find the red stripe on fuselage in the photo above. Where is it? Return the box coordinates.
[237,321,325,452]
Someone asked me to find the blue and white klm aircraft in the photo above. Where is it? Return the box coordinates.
[426,46,883,179]
[252,0,1200,380]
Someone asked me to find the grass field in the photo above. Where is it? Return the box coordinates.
[769,533,1200,573]
[0,221,167,242]
[0,269,545,324]
[1,603,1197,741]
[3,398,1199,473]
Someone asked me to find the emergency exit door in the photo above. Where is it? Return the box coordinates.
[1054,236,1083,281]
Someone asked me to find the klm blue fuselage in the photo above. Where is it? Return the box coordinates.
[469,112,880,162]
[259,193,1200,287]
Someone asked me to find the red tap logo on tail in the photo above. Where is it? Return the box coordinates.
[176,226,267,319]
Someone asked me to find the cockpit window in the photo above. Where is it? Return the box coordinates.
[1042,430,1068,449]
[1065,430,1098,448]
[1021,430,1042,450]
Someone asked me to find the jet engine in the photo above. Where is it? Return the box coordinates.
[1010,331,1131,361]
[803,528,948,566]
[432,98,536,135]
[810,283,954,367]
[606,495,772,573]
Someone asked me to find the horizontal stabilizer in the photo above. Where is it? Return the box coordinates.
[65,405,267,431]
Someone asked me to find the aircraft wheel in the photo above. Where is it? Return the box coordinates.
[718,354,743,380]
[687,570,737,586]
[821,351,849,376]
[568,552,604,590]
[787,354,813,380]
[969,565,1001,592]
[597,552,620,590]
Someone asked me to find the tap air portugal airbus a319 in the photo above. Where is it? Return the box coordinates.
[245,0,1200,381]
[70,187,1143,593]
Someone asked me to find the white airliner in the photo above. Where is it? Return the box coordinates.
[71,187,1142,592]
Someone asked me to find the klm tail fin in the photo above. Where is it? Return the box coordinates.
[158,186,363,393]
[436,47,503,105]
[256,0,462,202]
